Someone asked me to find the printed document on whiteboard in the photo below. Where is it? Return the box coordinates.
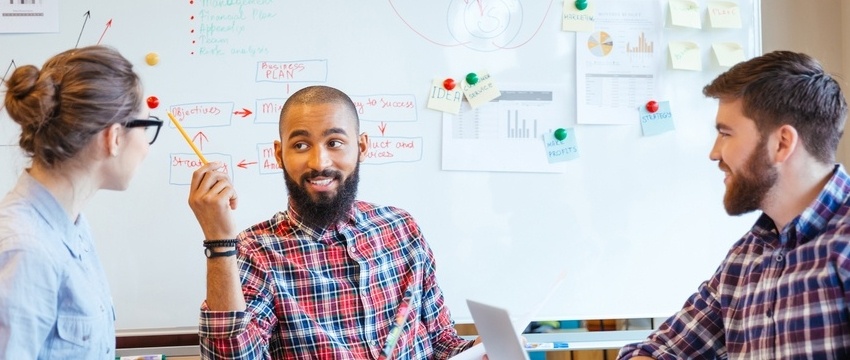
[0,0,58,33]
[441,84,569,173]
[576,0,663,124]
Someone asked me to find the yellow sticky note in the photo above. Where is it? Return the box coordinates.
[712,42,745,66]
[562,1,595,32]
[707,1,742,28]
[668,0,701,29]
[461,71,501,109]
[669,41,702,71]
[426,79,464,114]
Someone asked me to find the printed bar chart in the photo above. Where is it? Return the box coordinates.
[626,32,653,53]
[506,110,538,139]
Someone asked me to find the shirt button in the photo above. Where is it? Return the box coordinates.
[776,254,784,262]
[766,309,773,317]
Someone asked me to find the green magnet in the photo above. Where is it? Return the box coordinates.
[466,73,479,85]
[575,0,588,10]
[554,128,568,141]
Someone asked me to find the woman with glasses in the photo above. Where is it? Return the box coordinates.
[0,45,160,359]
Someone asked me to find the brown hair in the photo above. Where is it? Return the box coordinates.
[3,45,142,167]
[703,50,847,164]
[279,85,360,134]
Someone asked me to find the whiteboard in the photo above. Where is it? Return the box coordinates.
[0,0,760,332]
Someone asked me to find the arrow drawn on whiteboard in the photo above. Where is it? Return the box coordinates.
[237,160,257,169]
[192,131,208,151]
[97,19,113,45]
[233,108,253,118]
[0,60,17,113]
[1,60,16,88]
[378,122,387,136]
[75,11,91,48]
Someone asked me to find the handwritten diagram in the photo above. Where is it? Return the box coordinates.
[388,0,554,51]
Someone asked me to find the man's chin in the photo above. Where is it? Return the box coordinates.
[723,195,758,216]
[306,195,338,206]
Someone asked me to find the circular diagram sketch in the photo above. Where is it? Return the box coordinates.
[447,0,523,51]
[587,31,613,57]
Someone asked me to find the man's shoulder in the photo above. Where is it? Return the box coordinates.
[354,201,419,232]
[354,200,411,216]
[239,211,289,237]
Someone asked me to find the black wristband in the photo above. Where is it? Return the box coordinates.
[203,239,238,248]
[204,247,237,258]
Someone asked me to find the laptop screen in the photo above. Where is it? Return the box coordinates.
[466,299,530,360]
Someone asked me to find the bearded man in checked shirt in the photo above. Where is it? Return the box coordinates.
[619,51,850,359]
[187,85,481,359]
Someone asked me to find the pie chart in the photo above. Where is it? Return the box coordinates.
[587,31,613,57]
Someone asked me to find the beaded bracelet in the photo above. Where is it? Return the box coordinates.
[203,239,238,248]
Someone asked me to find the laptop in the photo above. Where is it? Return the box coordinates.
[466,299,530,360]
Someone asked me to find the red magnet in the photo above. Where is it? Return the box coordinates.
[443,78,456,91]
[146,96,160,109]
[645,100,659,113]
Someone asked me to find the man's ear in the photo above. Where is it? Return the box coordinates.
[273,140,284,168]
[773,124,799,163]
[358,132,368,163]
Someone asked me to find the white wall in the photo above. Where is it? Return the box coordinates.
[761,0,850,164]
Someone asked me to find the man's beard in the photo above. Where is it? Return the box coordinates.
[284,163,360,229]
[722,138,778,216]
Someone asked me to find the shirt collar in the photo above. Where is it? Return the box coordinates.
[285,199,360,240]
[754,164,850,248]
[16,170,83,256]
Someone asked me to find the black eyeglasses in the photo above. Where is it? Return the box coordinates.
[125,116,164,145]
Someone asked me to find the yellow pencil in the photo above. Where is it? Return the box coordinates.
[167,111,208,164]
